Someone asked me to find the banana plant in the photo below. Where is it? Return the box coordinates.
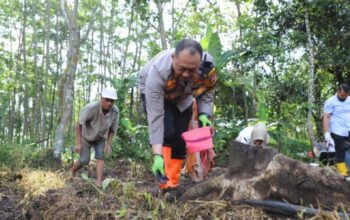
[201,26,251,71]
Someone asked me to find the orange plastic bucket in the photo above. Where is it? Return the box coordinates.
[182,127,214,153]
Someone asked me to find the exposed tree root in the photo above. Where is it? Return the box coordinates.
[180,141,350,209]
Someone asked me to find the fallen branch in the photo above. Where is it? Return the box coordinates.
[236,199,349,219]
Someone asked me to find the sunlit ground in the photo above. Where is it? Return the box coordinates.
[19,170,67,196]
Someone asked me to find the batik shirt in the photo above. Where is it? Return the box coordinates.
[138,49,217,145]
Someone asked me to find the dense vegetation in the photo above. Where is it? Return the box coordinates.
[1,1,350,219]
[0,0,349,167]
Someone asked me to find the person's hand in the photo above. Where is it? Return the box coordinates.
[152,155,164,176]
[199,114,212,127]
[324,132,335,147]
[104,145,112,155]
[75,144,82,153]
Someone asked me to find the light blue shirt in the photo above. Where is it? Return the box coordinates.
[323,94,350,136]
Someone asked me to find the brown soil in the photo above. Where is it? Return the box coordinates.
[0,154,334,220]
[0,172,23,220]
[0,157,267,220]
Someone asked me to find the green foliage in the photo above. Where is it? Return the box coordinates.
[113,120,151,162]
[26,148,57,169]
[216,50,236,70]
[0,144,22,168]
[0,143,57,170]
[109,75,152,161]
[81,172,106,194]
[2,0,349,170]
[213,116,311,161]
[202,26,242,70]
[146,41,162,59]
[213,118,241,152]
[269,129,310,160]
[112,75,138,116]
[201,26,213,51]
[256,103,269,121]
[264,119,311,160]
[208,33,222,66]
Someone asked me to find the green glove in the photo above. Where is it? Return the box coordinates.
[199,114,212,127]
[152,155,164,176]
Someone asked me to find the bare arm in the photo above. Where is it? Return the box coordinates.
[323,113,331,133]
[76,122,82,145]
[104,129,115,155]
[152,144,162,155]
[75,122,83,153]
[107,130,114,146]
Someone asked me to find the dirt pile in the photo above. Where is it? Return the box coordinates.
[0,170,23,219]
[23,179,267,219]
[0,159,271,219]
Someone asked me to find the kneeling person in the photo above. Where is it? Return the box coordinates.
[235,123,269,148]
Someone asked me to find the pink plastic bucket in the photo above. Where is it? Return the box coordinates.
[182,127,214,153]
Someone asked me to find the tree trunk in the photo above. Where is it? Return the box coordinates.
[252,71,257,118]
[22,0,29,142]
[8,26,18,142]
[53,0,79,160]
[243,86,248,126]
[41,0,51,147]
[180,141,350,209]
[236,2,248,124]
[313,76,323,139]
[305,12,316,146]
[170,0,190,45]
[155,0,167,50]
[12,20,23,143]
[106,2,113,81]
[33,4,41,142]
[48,3,61,147]
[129,15,143,119]
[53,57,76,159]
[136,25,147,124]
[121,0,135,78]
[99,8,105,88]
[8,88,16,142]
[88,32,94,101]
[53,0,96,161]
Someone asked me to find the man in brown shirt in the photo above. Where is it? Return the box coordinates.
[138,39,217,190]
[71,87,119,187]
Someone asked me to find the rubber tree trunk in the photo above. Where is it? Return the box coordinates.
[305,12,316,146]
[41,0,51,147]
[48,4,61,148]
[121,0,135,78]
[155,0,167,50]
[53,0,96,162]
[53,35,78,160]
[33,3,41,143]
[22,0,29,142]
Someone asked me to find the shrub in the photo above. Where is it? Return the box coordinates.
[213,118,241,152]
[113,118,151,162]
